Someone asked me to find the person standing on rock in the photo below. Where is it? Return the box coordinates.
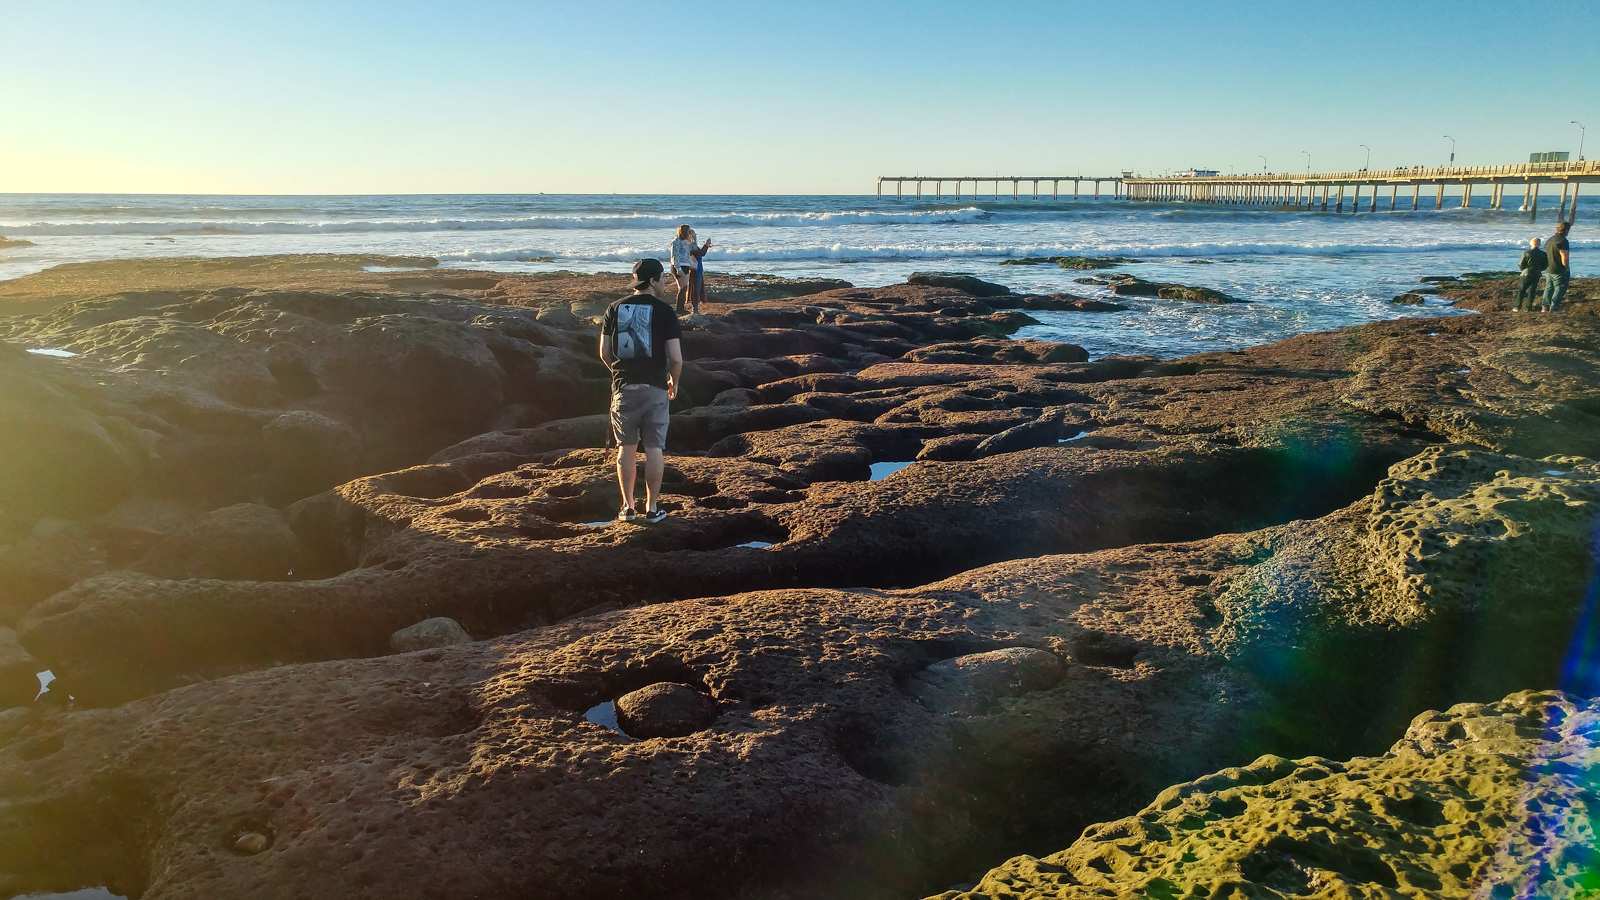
[1516,238,1547,312]
[670,225,711,316]
[600,258,683,523]
[1543,220,1572,313]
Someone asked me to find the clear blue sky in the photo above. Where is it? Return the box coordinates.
[3,0,1594,194]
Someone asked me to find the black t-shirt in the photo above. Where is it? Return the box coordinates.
[1521,248,1548,273]
[602,293,681,392]
[1546,234,1571,276]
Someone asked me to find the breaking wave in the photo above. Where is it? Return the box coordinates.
[0,207,991,237]
[438,237,1599,264]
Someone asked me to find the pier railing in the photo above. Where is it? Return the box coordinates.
[1120,160,1596,219]
[875,175,1125,199]
[1124,159,1600,184]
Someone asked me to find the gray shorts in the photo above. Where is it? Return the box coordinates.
[610,384,670,449]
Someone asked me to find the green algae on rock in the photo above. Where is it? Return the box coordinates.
[933,689,1600,899]
[999,256,1134,270]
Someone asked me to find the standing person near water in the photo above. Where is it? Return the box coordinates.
[1516,237,1547,312]
[669,225,711,315]
[1543,220,1572,313]
[599,258,683,524]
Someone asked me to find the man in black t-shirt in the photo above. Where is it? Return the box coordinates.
[1517,237,1547,312]
[1543,220,1572,312]
[599,258,683,523]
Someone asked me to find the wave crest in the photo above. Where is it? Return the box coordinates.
[0,206,991,237]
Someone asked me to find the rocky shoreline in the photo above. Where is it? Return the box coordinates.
[0,256,1597,898]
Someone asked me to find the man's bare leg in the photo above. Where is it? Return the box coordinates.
[616,445,639,512]
[643,446,665,513]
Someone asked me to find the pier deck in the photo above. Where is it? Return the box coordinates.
[1123,160,1599,219]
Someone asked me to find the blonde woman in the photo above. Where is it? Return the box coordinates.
[669,224,711,315]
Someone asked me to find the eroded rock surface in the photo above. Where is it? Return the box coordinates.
[2,260,1600,899]
[3,442,1598,898]
[936,690,1600,899]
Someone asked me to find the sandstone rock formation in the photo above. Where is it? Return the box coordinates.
[1,259,1598,899]
[1094,274,1244,304]
[908,273,1014,297]
[935,690,1600,898]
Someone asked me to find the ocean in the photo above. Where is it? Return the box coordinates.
[1,193,1590,359]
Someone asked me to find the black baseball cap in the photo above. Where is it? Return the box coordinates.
[632,258,664,289]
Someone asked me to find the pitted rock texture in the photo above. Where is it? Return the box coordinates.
[15,282,1600,704]
[934,690,1600,899]
[907,647,1067,715]
[4,445,1599,897]
[0,628,38,707]
[3,261,1600,897]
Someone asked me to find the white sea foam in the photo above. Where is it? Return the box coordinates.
[1,191,1580,362]
[0,207,990,236]
[439,238,1594,264]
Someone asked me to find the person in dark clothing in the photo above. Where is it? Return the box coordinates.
[599,258,683,523]
[1517,237,1548,312]
[1544,220,1572,313]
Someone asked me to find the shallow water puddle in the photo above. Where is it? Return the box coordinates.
[583,700,631,738]
[25,348,78,358]
[1057,431,1089,444]
[737,541,774,549]
[361,265,429,273]
[35,669,55,701]
[17,889,125,899]
[1544,469,1569,477]
[869,461,913,481]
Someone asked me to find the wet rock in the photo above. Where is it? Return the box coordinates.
[135,503,306,581]
[1102,275,1244,304]
[904,339,1087,366]
[1008,294,1127,312]
[233,831,271,855]
[907,648,1066,714]
[614,682,717,738]
[935,690,1596,899]
[1390,291,1427,305]
[0,628,39,707]
[389,617,472,653]
[907,273,1012,297]
[1154,283,1243,304]
[998,255,1133,270]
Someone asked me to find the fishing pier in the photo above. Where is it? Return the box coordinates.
[876,175,1126,200]
[1122,160,1599,220]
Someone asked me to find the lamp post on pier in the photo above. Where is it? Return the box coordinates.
[1443,135,1456,165]
[1257,155,1267,172]
[1300,150,1310,174]
[1359,144,1371,171]
[1573,121,1587,160]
